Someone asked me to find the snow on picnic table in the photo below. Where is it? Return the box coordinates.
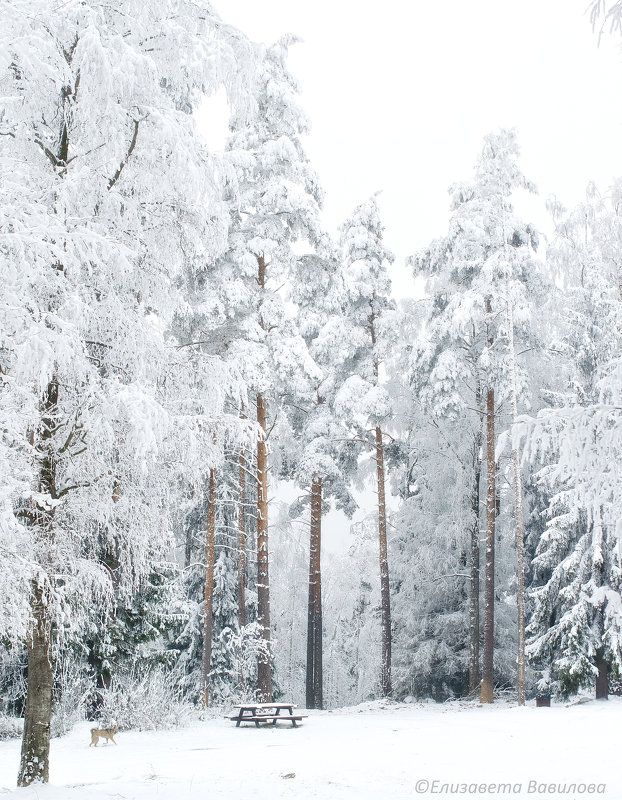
[0,697,620,799]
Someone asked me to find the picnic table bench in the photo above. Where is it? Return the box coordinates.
[229,703,307,728]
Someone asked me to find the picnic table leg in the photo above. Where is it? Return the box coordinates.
[236,709,255,727]
[272,707,282,727]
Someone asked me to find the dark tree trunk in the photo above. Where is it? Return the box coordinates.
[184,524,193,569]
[18,378,58,786]
[595,651,609,700]
[376,425,392,698]
[17,583,53,787]
[469,405,482,694]
[237,451,246,630]
[480,385,496,703]
[200,468,216,707]
[306,475,323,709]
[256,392,272,702]
[255,254,272,702]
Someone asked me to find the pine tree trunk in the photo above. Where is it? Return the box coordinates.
[595,650,609,700]
[200,468,216,707]
[480,383,496,704]
[17,582,53,786]
[469,404,482,694]
[256,392,272,702]
[505,282,526,705]
[18,378,58,786]
[512,445,526,706]
[237,451,246,630]
[306,475,323,709]
[376,425,392,698]
[306,553,315,709]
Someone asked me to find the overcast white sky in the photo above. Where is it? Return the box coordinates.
[207,0,622,297]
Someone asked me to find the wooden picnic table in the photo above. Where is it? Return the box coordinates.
[229,702,307,728]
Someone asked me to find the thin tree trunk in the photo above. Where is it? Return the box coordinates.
[506,297,526,705]
[17,582,53,786]
[255,254,272,703]
[306,475,323,709]
[18,378,58,786]
[481,299,496,704]
[313,479,323,710]
[256,392,272,702]
[184,526,193,569]
[594,539,608,700]
[306,534,315,709]
[376,425,392,698]
[369,301,391,698]
[469,393,482,694]
[200,468,216,707]
[237,451,246,630]
[480,385,496,704]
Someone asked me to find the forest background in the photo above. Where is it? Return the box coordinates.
[2,0,622,788]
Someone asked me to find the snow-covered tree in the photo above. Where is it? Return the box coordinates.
[218,37,325,700]
[406,130,549,702]
[524,185,622,698]
[0,0,252,783]
[288,251,358,709]
[337,194,395,697]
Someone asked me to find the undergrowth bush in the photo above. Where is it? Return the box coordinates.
[96,668,197,731]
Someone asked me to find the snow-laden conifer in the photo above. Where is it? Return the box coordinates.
[524,185,622,698]
[337,194,395,697]
[404,130,548,702]
[215,37,325,701]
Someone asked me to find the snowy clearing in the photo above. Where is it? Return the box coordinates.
[1,698,620,800]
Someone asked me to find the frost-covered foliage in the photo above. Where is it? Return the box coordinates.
[271,505,382,707]
[218,37,325,406]
[1,0,621,748]
[0,0,256,643]
[590,0,622,34]
[323,521,383,705]
[391,130,552,698]
[96,668,196,731]
[286,250,359,517]
[336,194,395,429]
[410,130,546,415]
[0,714,23,742]
[0,3,262,778]
[524,186,622,696]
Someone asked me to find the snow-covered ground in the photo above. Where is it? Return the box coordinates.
[0,698,619,799]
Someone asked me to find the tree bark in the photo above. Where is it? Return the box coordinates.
[595,650,609,700]
[480,298,496,704]
[376,425,392,698]
[200,468,216,707]
[255,253,272,702]
[237,451,246,630]
[368,301,392,698]
[502,283,527,704]
[480,385,496,704]
[469,399,482,694]
[306,475,323,709]
[256,392,272,702]
[17,582,53,786]
[18,378,58,786]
